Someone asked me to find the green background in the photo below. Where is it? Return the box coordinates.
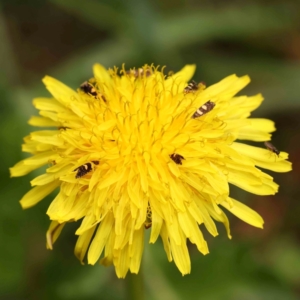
[1,0,300,299]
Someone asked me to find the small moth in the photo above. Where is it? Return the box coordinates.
[74,161,99,178]
[170,153,185,165]
[192,100,215,119]
[80,81,98,97]
[80,81,106,102]
[184,80,198,94]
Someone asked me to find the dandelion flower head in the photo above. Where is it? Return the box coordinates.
[10,64,292,278]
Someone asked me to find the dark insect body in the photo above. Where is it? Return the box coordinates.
[80,81,98,97]
[170,153,185,165]
[80,81,106,102]
[144,223,152,229]
[192,100,215,119]
[264,142,280,156]
[144,203,152,229]
[74,161,99,178]
[184,80,198,94]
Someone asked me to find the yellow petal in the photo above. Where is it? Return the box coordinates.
[168,64,196,83]
[20,180,59,209]
[165,64,196,93]
[231,142,292,173]
[204,75,250,100]
[28,116,60,127]
[237,119,275,141]
[129,227,144,273]
[93,63,113,83]
[74,226,97,264]
[33,97,66,112]
[46,221,66,249]
[42,76,79,106]
[169,230,190,275]
[114,246,130,278]
[88,212,114,265]
[31,131,64,147]
[221,198,264,228]
[255,159,292,173]
[10,161,41,177]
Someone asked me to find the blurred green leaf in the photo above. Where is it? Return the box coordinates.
[265,237,300,285]
[56,266,114,299]
[50,1,295,51]
[144,243,181,300]
[156,4,294,49]
[146,237,298,300]
[0,8,19,87]
[50,0,130,33]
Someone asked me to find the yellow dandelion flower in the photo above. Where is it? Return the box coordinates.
[10,64,292,278]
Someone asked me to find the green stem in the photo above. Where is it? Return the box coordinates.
[126,267,144,300]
